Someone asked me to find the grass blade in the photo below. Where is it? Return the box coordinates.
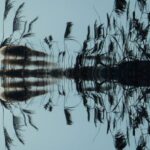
[13,2,25,32]
[4,0,14,20]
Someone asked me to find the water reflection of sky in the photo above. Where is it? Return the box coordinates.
[0,0,125,150]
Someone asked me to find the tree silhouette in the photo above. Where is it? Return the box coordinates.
[1,0,150,150]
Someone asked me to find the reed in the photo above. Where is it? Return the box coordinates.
[0,69,49,78]
[2,80,51,88]
[0,46,48,58]
[2,89,47,101]
[2,59,55,67]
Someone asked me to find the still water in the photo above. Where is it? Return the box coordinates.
[0,0,150,150]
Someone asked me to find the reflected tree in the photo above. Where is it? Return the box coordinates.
[57,0,150,149]
[0,1,48,150]
[2,0,150,150]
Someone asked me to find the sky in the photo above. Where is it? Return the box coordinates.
[0,0,125,150]
[24,0,113,41]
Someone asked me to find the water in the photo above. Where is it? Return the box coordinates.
[1,0,150,150]
[1,50,150,150]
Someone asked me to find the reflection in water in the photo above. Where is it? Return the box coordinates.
[2,51,150,150]
[1,0,150,150]
[0,45,59,150]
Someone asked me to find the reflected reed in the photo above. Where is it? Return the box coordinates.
[1,0,150,150]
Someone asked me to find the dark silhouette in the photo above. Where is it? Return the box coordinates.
[1,0,150,150]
